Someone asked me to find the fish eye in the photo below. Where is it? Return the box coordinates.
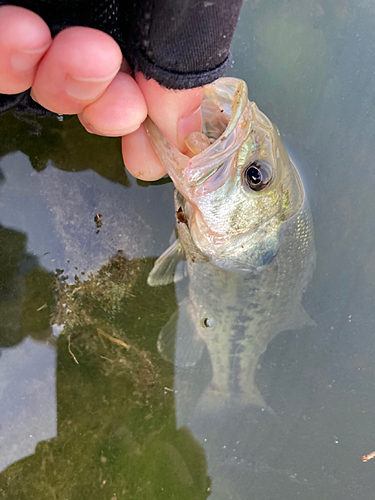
[243,160,273,191]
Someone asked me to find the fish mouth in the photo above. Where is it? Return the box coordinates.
[145,78,251,201]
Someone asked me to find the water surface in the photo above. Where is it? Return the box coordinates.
[1,1,375,498]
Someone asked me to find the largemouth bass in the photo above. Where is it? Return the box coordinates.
[146,78,315,411]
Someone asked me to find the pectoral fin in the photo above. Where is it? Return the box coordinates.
[147,239,187,287]
[157,298,205,367]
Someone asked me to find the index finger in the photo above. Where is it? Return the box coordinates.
[0,5,51,94]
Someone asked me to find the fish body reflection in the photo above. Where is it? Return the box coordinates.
[147,78,315,412]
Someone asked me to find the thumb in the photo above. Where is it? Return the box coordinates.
[136,73,204,153]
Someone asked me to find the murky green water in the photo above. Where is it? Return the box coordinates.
[2,1,375,498]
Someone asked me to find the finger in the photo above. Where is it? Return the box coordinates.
[0,5,51,94]
[31,27,122,114]
[122,124,167,181]
[136,73,205,153]
[79,71,147,136]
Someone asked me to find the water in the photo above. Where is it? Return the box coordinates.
[1,0,375,498]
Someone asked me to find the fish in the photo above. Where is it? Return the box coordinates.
[146,77,315,412]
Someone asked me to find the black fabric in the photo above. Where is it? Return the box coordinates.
[0,0,243,116]
[118,0,243,88]
[0,90,53,115]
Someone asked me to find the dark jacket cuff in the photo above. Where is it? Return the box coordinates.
[0,0,243,115]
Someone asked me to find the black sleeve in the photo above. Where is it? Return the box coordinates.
[116,0,243,89]
[0,0,243,115]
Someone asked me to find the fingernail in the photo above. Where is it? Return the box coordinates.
[84,123,101,135]
[65,74,115,100]
[11,43,51,72]
[23,41,51,55]
[177,107,202,151]
[80,113,141,137]
[11,54,37,72]
[79,115,101,135]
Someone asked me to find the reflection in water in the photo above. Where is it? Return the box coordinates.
[0,338,56,473]
[0,114,210,496]
[2,0,375,498]
[0,217,56,471]
[0,224,54,348]
[0,112,129,186]
[0,255,210,499]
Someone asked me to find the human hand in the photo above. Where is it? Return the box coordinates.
[0,5,204,180]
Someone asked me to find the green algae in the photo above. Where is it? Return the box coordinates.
[0,254,210,500]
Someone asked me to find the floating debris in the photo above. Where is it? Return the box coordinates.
[94,213,103,228]
[362,451,375,462]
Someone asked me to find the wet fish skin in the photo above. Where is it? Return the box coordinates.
[173,193,314,411]
[146,78,305,273]
[147,78,315,411]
